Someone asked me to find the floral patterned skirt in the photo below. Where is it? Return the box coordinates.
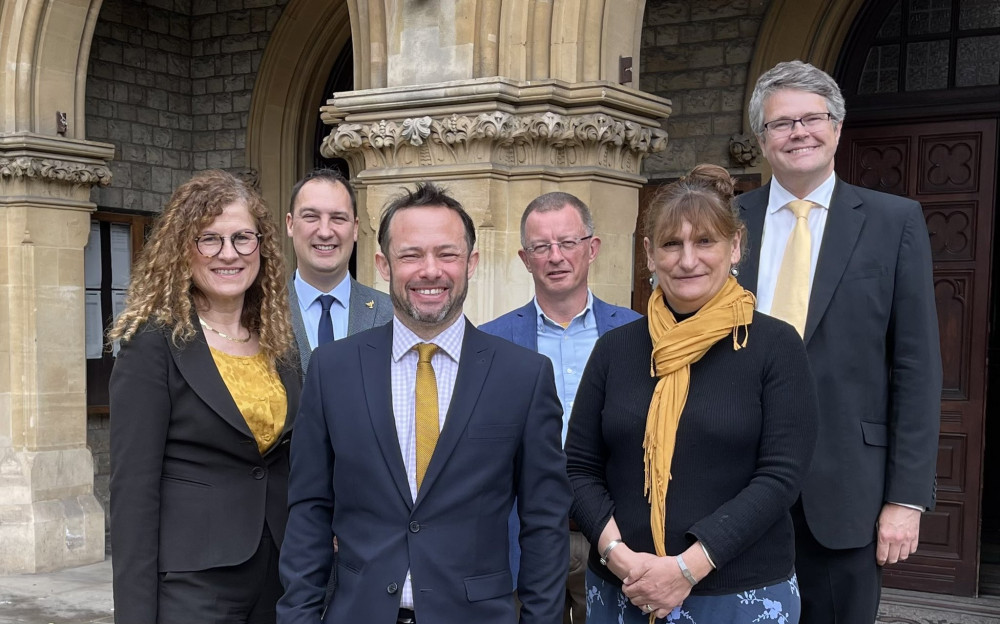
[585,567,801,624]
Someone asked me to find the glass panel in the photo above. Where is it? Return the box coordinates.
[905,40,950,90]
[956,36,1000,86]
[959,0,1000,30]
[860,45,901,93]
[878,1,902,38]
[908,0,952,35]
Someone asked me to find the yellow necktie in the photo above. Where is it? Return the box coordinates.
[414,343,439,491]
[770,199,814,338]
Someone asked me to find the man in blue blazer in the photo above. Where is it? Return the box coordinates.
[480,192,640,622]
[279,183,571,624]
[737,61,941,623]
[286,169,392,374]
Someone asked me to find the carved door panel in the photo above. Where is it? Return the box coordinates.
[837,118,998,595]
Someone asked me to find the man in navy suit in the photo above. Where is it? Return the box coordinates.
[480,192,640,622]
[278,183,571,624]
[286,169,392,374]
[737,61,941,623]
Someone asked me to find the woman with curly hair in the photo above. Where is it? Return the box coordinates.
[566,164,818,623]
[108,170,299,624]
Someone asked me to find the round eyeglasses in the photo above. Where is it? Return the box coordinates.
[194,231,262,257]
[762,113,833,138]
[523,235,593,258]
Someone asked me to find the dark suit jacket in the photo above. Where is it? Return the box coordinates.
[479,295,641,583]
[277,320,571,624]
[288,277,393,374]
[108,322,300,624]
[738,179,941,550]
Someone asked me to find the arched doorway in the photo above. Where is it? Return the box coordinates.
[834,0,1000,597]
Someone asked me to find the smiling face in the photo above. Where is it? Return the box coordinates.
[644,218,741,314]
[190,201,260,308]
[518,205,599,304]
[759,88,842,196]
[286,178,359,291]
[375,205,479,339]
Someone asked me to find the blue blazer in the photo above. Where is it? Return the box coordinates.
[738,179,941,549]
[479,296,641,585]
[278,321,571,624]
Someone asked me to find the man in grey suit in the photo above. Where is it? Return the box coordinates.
[286,169,392,372]
[737,60,941,623]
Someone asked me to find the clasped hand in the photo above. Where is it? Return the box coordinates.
[613,548,693,619]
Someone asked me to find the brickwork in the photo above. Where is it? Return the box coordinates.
[639,0,771,179]
[84,0,288,520]
[85,0,286,213]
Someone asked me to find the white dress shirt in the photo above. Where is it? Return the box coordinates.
[389,314,465,608]
[755,172,836,315]
[294,270,352,348]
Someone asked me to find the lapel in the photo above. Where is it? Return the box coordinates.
[415,321,495,509]
[168,321,255,440]
[803,179,865,344]
[347,278,377,336]
[360,323,413,508]
[738,184,768,295]
[287,279,311,374]
[512,301,538,351]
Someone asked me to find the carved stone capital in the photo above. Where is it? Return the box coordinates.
[0,156,112,187]
[322,110,668,177]
[729,133,762,167]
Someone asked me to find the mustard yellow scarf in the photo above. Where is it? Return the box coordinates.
[644,276,756,558]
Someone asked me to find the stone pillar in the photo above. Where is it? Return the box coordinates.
[320,79,670,323]
[0,133,113,573]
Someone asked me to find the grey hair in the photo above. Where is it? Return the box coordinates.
[519,192,595,248]
[749,60,846,138]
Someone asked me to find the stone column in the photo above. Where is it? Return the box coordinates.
[0,133,113,573]
[321,79,670,323]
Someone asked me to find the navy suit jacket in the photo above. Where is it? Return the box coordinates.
[479,295,641,583]
[288,277,393,375]
[738,179,941,549]
[278,320,571,624]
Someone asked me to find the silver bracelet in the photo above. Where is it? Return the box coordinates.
[675,554,697,586]
[599,539,622,566]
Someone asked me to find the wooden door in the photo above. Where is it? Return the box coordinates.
[837,118,998,595]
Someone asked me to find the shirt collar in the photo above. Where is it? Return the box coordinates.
[391,314,466,364]
[294,269,352,309]
[767,171,836,214]
[533,290,595,330]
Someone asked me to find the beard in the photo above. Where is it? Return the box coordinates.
[389,271,470,331]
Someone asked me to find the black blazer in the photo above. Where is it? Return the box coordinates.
[738,179,942,550]
[277,320,571,624]
[109,322,300,624]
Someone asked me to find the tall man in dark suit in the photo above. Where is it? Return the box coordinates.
[737,60,941,623]
[278,183,571,624]
[480,191,639,622]
[286,169,392,373]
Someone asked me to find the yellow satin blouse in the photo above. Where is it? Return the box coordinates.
[209,347,287,454]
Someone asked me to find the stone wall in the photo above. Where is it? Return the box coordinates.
[83,0,288,527]
[640,0,771,179]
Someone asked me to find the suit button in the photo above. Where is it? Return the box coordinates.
[408,521,420,533]
[387,582,398,594]
[251,467,265,480]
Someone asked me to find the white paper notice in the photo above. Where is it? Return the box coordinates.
[85,222,102,289]
[111,290,128,357]
[110,224,131,289]
[85,291,104,359]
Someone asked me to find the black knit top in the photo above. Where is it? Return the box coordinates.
[565,311,819,594]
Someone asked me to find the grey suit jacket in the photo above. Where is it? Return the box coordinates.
[738,179,941,550]
[288,277,393,374]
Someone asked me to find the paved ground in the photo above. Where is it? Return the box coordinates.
[2,557,1000,623]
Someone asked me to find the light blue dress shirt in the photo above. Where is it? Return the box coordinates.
[534,291,599,445]
[293,270,352,349]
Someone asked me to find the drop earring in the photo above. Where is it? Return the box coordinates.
[730,267,739,277]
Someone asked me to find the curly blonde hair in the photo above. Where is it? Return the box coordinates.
[109,170,294,365]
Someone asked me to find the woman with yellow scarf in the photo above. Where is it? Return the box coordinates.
[566,164,818,623]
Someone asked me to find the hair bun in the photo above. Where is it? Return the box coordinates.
[683,164,736,202]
